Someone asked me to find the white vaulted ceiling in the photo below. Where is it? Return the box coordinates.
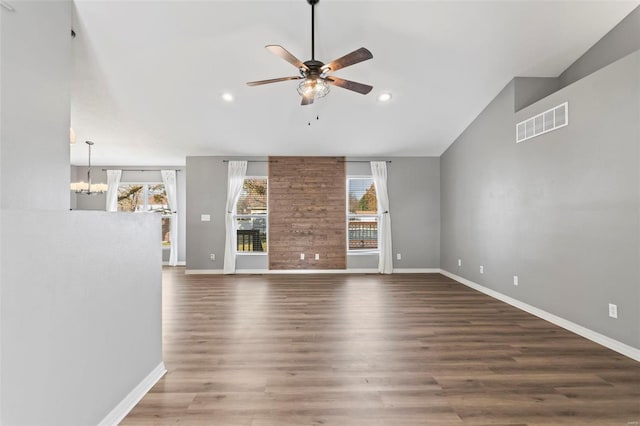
[70,0,638,166]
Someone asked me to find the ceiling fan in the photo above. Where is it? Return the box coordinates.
[246,0,373,106]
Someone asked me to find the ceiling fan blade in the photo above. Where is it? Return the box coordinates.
[301,95,314,106]
[322,47,373,73]
[325,77,373,95]
[266,45,308,70]
[246,76,303,87]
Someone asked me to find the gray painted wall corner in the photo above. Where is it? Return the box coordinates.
[441,51,640,349]
[559,5,640,87]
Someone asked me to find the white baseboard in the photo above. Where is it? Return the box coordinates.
[440,269,640,362]
[185,268,442,275]
[162,261,186,266]
[344,268,380,274]
[97,362,167,426]
[237,269,381,274]
[185,269,224,275]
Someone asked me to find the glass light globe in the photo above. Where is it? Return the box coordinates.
[297,78,330,99]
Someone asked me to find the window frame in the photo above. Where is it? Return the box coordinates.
[117,181,172,250]
[235,176,268,256]
[346,176,380,254]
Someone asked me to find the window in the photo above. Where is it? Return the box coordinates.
[236,177,268,253]
[347,177,378,251]
[117,183,172,248]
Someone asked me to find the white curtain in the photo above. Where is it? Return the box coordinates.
[105,170,122,212]
[224,161,247,274]
[161,170,179,267]
[371,161,393,274]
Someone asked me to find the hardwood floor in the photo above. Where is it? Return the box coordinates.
[122,269,640,425]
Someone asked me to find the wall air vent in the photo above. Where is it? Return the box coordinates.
[516,102,568,143]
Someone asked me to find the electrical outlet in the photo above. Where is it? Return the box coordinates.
[200,214,211,222]
[210,253,215,261]
[608,303,618,319]
[397,253,402,260]
[513,275,519,286]
[300,253,305,260]
[458,259,462,267]
[315,253,319,260]
[479,265,484,274]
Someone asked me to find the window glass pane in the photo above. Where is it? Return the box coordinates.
[237,178,267,215]
[162,217,171,247]
[348,217,378,250]
[148,184,169,213]
[117,184,144,212]
[348,178,377,215]
[236,217,267,252]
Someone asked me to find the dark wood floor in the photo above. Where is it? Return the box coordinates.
[122,269,640,425]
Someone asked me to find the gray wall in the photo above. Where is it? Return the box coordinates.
[1,0,70,211]
[1,210,162,425]
[186,156,268,271]
[346,158,440,270]
[513,77,560,112]
[1,1,164,423]
[559,6,640,88]
[441,51,640,349]
[186,156,440,271]
[72,166,187,263]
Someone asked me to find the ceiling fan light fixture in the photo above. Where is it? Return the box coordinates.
[297,78,330,99]
[246,0,373,105]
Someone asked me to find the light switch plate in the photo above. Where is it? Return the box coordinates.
[201,214,211,222]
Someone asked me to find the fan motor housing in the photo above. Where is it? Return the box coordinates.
[303,60,325,78]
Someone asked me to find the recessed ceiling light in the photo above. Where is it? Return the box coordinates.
[378,92,392,102]
[221,93,234,102]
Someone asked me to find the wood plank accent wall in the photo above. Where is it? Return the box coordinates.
[268,156,346,270]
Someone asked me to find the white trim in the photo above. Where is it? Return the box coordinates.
[185,269,224,275]
[258,268,381,274]
[344,268,379,274]
[97,362,167,426]
[393,268,441,273]
[185,268,438,275]
[237,269,374,274]
[163,261,185,266]
[440,269,640,362]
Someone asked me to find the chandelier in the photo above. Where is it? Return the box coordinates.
[70,141,107,194]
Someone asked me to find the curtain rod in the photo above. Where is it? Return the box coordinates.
[100,168,182,172]
[222,160,391,163]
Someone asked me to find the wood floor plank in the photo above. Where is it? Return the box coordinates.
[121,269,640,425]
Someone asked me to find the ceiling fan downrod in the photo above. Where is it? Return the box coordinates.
[309,0,319,60]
